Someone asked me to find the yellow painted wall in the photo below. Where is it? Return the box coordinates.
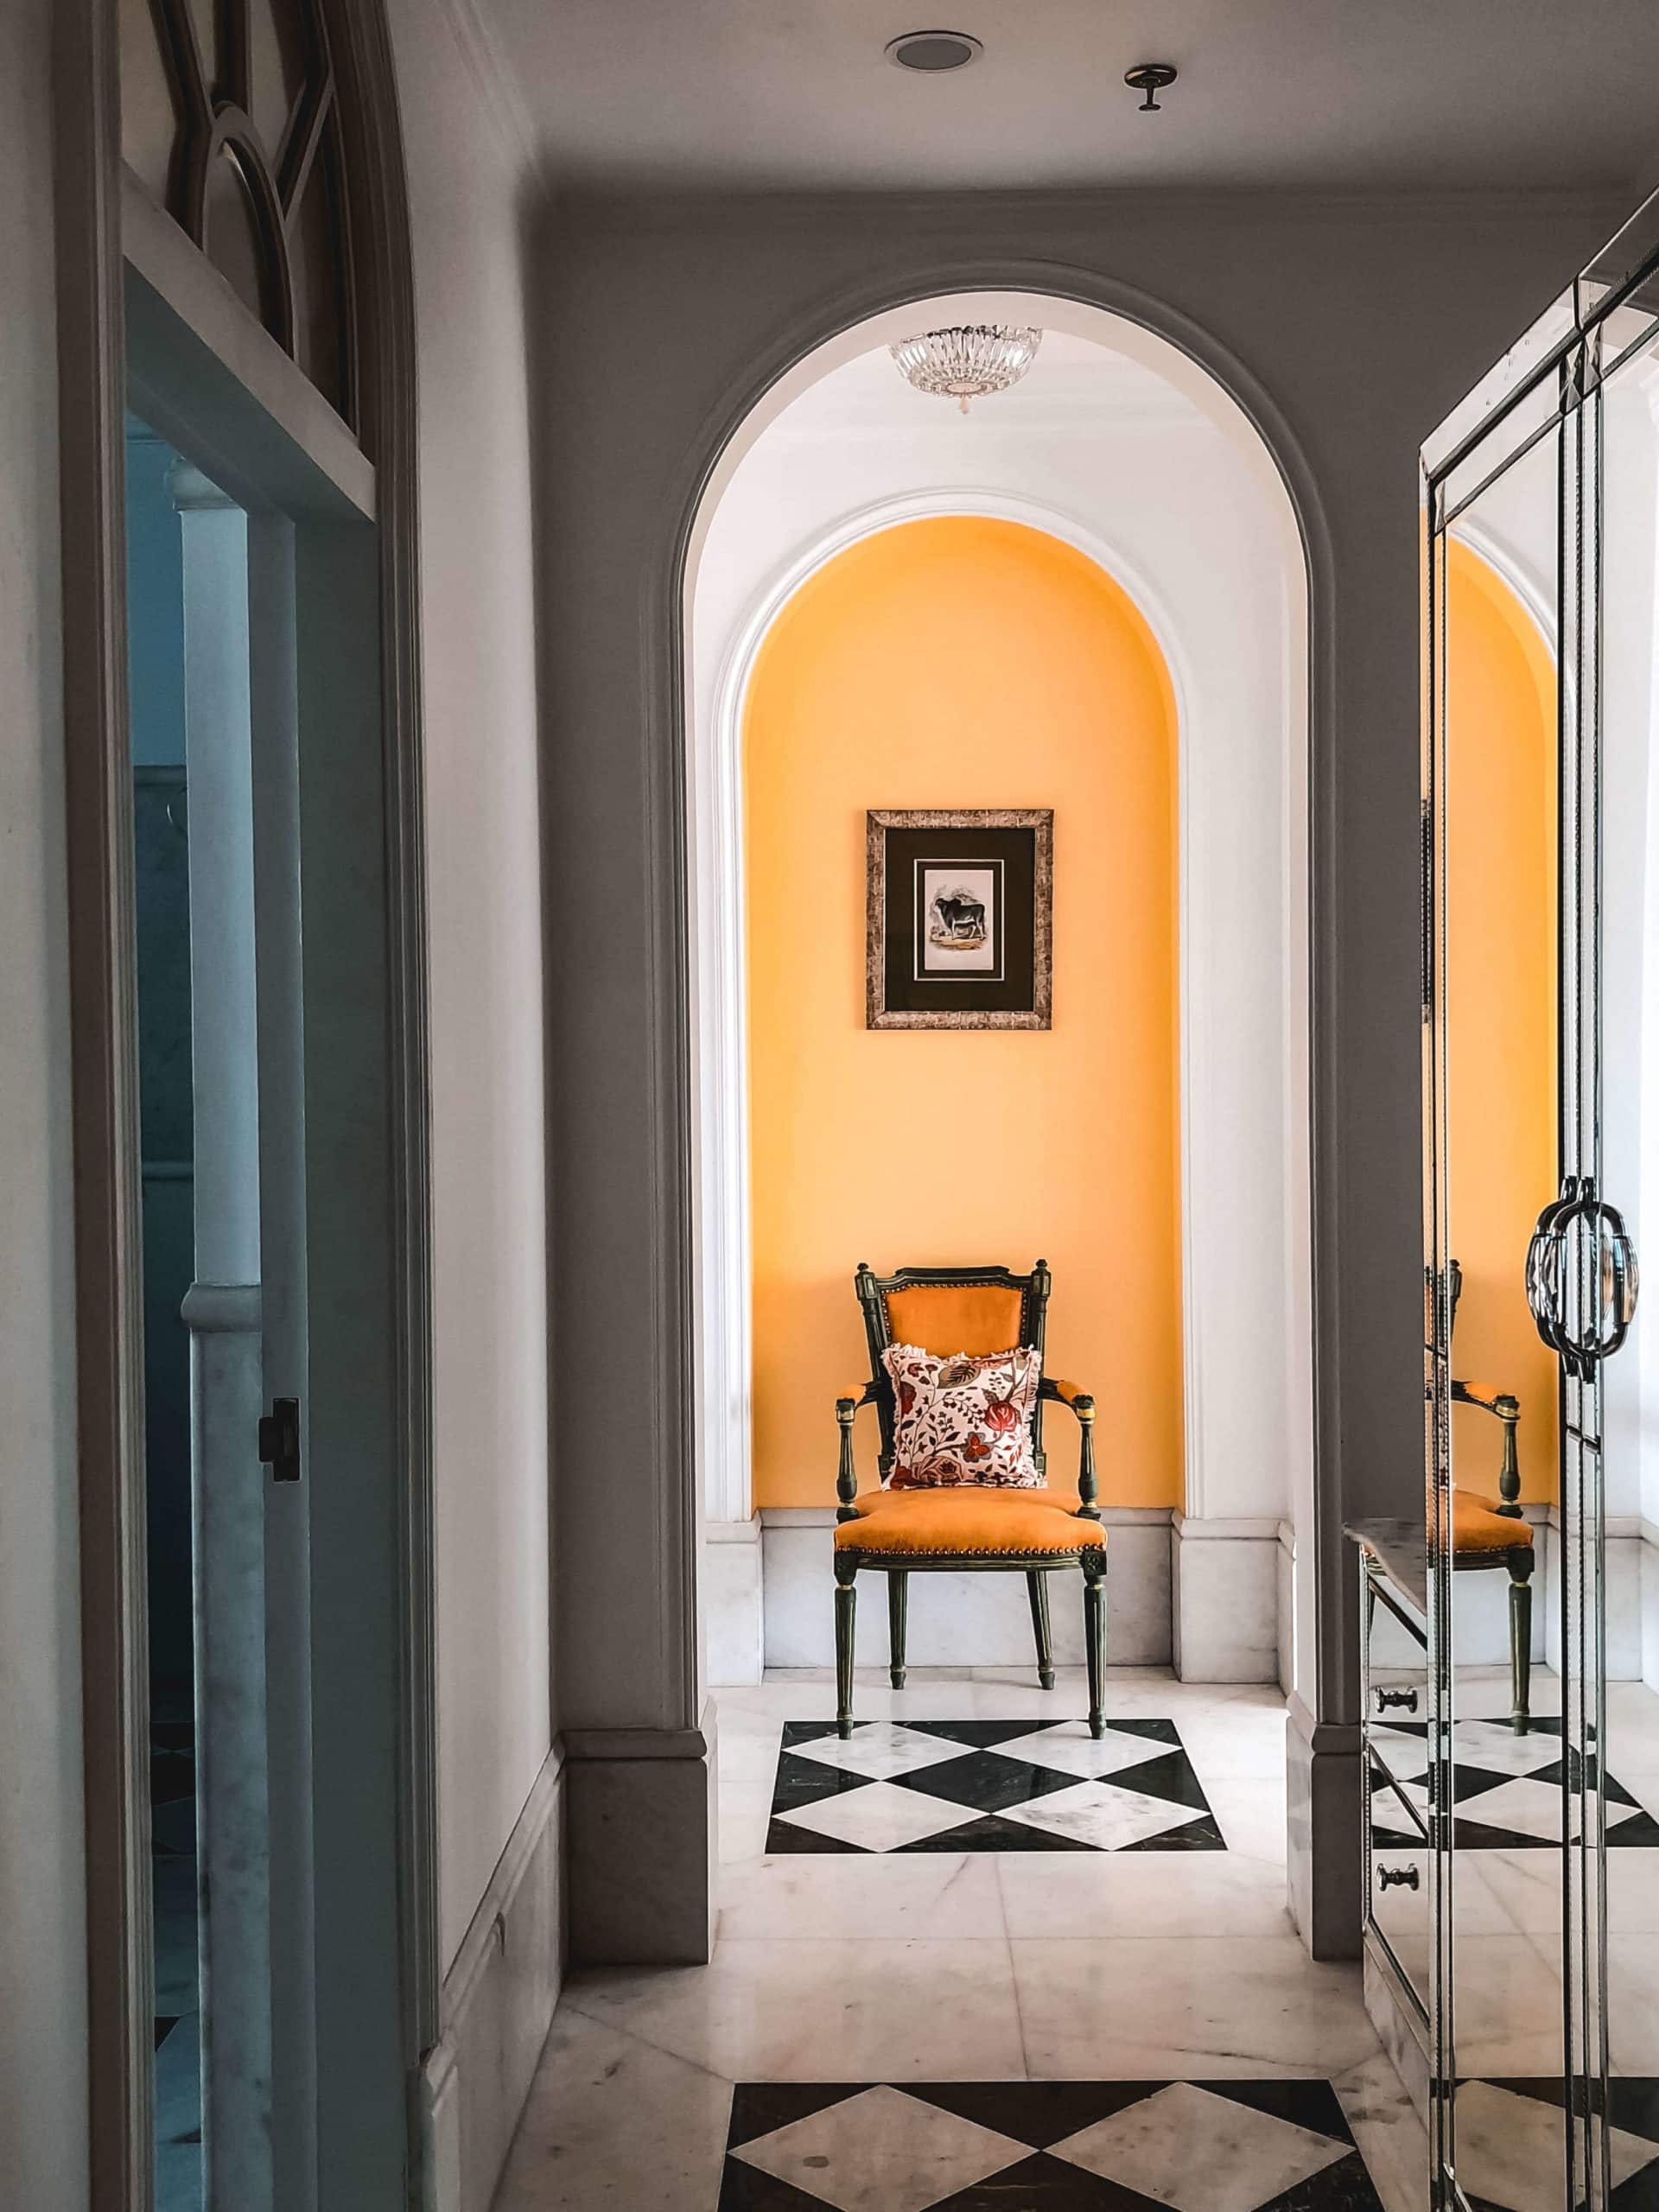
[1446,542,1559,1503]
[743,517,1183,1510]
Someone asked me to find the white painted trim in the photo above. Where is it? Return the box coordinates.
[694,475,1309,1542]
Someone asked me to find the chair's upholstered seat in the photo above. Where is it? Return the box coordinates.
[1452,1491,1532,1554]
[836,1485,1106,1559]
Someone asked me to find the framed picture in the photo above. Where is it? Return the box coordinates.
[866,808,1052,1029]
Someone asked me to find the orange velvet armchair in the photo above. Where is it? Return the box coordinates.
[831,1261,1106,1739]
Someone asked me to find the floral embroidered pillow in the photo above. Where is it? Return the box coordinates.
[880,1344,1044,1489]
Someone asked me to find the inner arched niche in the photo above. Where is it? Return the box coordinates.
[687,294,1314,1696]
[743,515,1181,1549]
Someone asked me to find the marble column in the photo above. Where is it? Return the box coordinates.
[171,458,273,2210]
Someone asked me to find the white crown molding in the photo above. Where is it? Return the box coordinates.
[431,0,541,175]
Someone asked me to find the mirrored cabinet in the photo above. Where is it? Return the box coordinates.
[1384,187,1659,2212]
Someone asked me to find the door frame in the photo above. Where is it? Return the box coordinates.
[52,2,435,2202]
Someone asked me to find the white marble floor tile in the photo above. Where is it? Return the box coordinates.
[719,1781,777,1865]
[489,2005,733,2211]
[786,1720,973,1782]
[999,1779,1209,1852]
[1052,2079,1346,2212]
[996,1850,1293,1940]
[1451,2078,1657,2212]
[714,1713,785,1783]
[716,1852,1004,1942]
[1448,1719,1565,1778]
[733,2082,1028,2212]
[1449,1853,1551,1936]
[774,1777,983,1852]
[1009,1936,1378,2079]
[1167,1707,1292,1782]
[1332,2051,1428,2212]
[1442,1933,1566,2078]
[1608,1942,1659,2073]
[1201,1777,1289,1866]
[1606,1848,1659,1932]
[563,1936,1027,2082]
[991,1719,1177,1781]
[1456,1848,1560,1935]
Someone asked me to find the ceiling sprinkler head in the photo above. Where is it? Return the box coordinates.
[1124,62,1178,111]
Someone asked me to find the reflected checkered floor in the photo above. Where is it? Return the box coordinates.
[1370,1718,1659,1852]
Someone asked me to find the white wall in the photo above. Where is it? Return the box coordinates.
[0,2,92,2202]
[690,320,1312,1679]
[385,0,552,1967]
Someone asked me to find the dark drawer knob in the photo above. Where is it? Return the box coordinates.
[1376,1863,1421,1891]
[1376,1688,1419,1713]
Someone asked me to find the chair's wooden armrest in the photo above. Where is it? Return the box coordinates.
[835,1383,874,1413]
[1452,1378,1518,1415]
[1040,1376,1095,1418]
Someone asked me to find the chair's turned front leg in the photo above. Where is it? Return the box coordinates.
[1083,1552,1106,1738]
[1508,1549,1534,1737]
[887,1572,908,1689]
[835,1553,858,1738]
[1027,1571,1054,1691]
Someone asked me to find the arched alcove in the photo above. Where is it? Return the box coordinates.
[685,293,1317,1700]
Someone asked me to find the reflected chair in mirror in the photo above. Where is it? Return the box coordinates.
[1433,1260,1535,1733]
[831,1261,1106,1741]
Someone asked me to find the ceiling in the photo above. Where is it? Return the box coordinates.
[475,0,1659,194]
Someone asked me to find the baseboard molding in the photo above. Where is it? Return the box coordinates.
[1171,1513,1281,1683]
[752,1504,1175,1671]
[1287,1694,1362,1961]
[564,1709,716,1967]
[420,1743,565,2212]
[705,1513,764,1687]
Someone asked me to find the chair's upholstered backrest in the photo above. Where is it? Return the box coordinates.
[882,1283,1026,1358]
[855,1262,1052,1484]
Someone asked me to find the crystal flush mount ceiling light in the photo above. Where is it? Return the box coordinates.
[889,324,1044,414]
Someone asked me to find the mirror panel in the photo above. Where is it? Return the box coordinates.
[1436,413,1569,2202]
[1591,331,1659,2133]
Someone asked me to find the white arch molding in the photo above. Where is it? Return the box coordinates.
[688,298,1316,1698]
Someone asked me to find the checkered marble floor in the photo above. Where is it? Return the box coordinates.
[766,1718,1225,1854]
[718,2079,1387,2210]
[1452,2077,1659,2210]
[1369,1718,1659,1852]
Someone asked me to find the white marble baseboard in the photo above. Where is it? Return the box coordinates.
[753,1505,1173,1672]
[705,1516,763,1686]
[1171,1515,1281,1684]
[421,1745,565,2212]
[1277,1522,1296,1696]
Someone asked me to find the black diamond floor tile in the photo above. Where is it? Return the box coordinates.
[892,1750,1083,1815]
[926,2151,1168,2209]
[766,1719,1223,1854]
[893,1811,1100,1853]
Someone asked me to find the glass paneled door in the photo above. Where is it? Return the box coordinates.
[1422,200,1659,2212]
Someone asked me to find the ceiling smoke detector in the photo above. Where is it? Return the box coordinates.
[886,29,983,73]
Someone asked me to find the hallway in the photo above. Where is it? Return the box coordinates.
[493,1670,1421,2211]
